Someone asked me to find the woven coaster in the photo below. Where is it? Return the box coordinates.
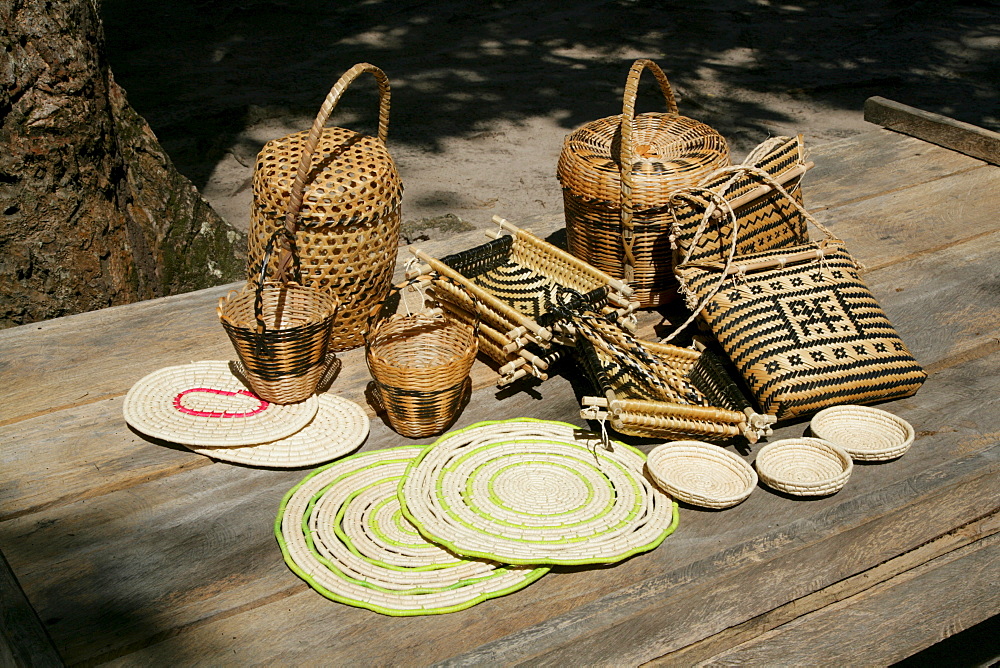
[123,361,319,447]
[188,395,369,468]
[276,446,548,616]
[646,441,757,509]
[400,419,679,566]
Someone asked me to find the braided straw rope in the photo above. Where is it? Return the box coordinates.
[122,361,318,447]
[810,405,915,462]
[646,441,757,509]
[400,419,679,566]
[754,437,852,497]
[275,446,548,616]
[187,394,369,467]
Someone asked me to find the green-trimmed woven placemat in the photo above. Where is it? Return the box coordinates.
[188,394,369,468]
[123,361,319,446]
[276,446,548,616]
[399,419,679,566]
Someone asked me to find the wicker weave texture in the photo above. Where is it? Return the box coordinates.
[247,63,402,352]
[557,59,730,307]
[755,437,852,497]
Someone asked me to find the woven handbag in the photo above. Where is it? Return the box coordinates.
[366,275,479,438]
[557,58,731,307]
[247,62,402,352]
[673,174,926,421]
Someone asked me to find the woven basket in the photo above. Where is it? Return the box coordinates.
[646,440,757,509]
[366,276,479,438]
[810,404,915,461]
[557,59,730,308]
[410,215,637,386]
[247,62,402,352]
[755,437,852,497]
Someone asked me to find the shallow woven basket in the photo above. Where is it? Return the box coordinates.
[755,437,853,497]
[810,404,915,461]
[218,281,338,404]
[247,63,402,352]
[646,441,757,509]
[366,277,478,438]
[557,59,730,307]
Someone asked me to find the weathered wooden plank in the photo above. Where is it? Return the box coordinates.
[804,130,985,212]
[864,96,1000,166]
[0,550,64,668]
[699,532,1000,666]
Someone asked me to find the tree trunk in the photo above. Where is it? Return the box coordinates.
[0,0,246,328]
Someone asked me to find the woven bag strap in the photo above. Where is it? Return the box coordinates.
[618,58,679,284]
[275,62,392,281]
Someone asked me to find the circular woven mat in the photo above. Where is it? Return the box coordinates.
[123,361,319,447]
[188,394,369,468]
[400,419,679,566]
[276,446,548,616]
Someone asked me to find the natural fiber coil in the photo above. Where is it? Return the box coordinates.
[558,59,730,307]
[646,441,757,509]
[810,404,915,462]
[755,437,852,497]
[399,419,679,566]
[276,446,548,616]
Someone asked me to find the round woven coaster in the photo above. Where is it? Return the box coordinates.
[810,405,915,462]
[123,361,319,446]
[646,441,757,509]
[188,395,369,468]
[400,419,679,566]
[276,446,548,616]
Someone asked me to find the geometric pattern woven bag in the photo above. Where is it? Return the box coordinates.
[674,177,926,421]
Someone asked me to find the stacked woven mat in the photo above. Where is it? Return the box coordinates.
[276,419,680,615]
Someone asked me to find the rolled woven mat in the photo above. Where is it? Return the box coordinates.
[646,441,757,509]
[123,361,319,447]
[187,394,369,468]
[810,404,915,462]
[399,418,679,566]
[276,446,548,616]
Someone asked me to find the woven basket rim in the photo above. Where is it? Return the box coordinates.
[366,312,477,371]
[810,404,915,461]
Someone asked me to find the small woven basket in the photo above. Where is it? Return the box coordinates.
[247,62,402,352]
[366,276,479,438]
[810,405,915,461]
[646,441,757,509]
[754,437,852,497]
[557,59,730,307]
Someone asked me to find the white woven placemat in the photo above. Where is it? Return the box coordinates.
[123,361,319,446]
[276,446,548,616]
[399,419,679,566]
[188,394,369,467]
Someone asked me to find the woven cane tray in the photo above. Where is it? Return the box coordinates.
[646,441,757,509]
[187,394,369,467]
[123,361,319,447]
[276,446,548,616]
[755,437,853,497]
[810,405,915,461]
[399,419,679,566]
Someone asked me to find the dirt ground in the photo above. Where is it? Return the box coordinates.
[100,0,999,240]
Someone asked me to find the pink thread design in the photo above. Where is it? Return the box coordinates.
[173,387,269,418]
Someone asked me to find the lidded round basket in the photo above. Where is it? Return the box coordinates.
[810,405,915,462]
[754,437,853,497]
[247,62,402,352]
[557,59,730,308]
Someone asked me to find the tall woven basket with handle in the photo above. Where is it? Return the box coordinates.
[247,62,402,352]
[557,59,731,308]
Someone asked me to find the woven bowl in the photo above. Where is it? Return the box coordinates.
[646,441,757,509]
[754,438,852,497]
[810,405,915,462]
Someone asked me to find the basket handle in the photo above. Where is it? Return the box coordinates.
[366,273,481,340]
[618,59,679,284]
[274,62,392,282]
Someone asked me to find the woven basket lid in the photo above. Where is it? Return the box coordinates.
[276,446,548,616]
[254,125,402,228]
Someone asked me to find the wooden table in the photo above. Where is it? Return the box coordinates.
[2,127,998,666]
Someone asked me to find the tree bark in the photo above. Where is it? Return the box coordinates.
[0,0,246,328]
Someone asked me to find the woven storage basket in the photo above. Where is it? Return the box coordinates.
[574,315,775,444]
[247,62,401,352]
[409,215,637,386]
[366,275,479,438]
[810,404,915,461]
[646,440,757,509]
[557,59,731,308]
[755,437,852,497]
